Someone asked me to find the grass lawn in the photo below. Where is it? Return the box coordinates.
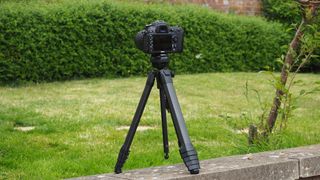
[0,72,319,179]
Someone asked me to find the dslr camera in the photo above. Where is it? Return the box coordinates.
[135,21,184,54]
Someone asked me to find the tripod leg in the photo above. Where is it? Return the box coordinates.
[157,75,169,159]
[114,72,155,174]
[159,69,200,174]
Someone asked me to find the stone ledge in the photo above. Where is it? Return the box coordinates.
[70,145,320,180]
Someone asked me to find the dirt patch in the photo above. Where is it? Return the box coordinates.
[116,126,156,131]
[234,128,249,134]
[14,126,35,132]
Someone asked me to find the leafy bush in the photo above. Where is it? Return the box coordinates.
[301,21,320,72]
[0,0,289,83]
[261,0,320,72]
[261,0,301,24]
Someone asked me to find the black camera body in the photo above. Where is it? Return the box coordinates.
[135,21,184,54]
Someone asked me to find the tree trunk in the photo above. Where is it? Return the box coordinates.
[266,19,305,133]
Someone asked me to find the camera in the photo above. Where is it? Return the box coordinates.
[135,21,184,54]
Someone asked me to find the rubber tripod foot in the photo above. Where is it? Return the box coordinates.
[190,169,199,174]
[164,153,169,159]
[114,168,122,174]
[114,146,129,174]
[180,148,200,174]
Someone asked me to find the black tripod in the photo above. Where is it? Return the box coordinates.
[114,53,200,174]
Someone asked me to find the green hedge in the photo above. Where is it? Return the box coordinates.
[0,0,289,83]
[261,0,301,24]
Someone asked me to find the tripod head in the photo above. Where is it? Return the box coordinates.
[150,53,170,70]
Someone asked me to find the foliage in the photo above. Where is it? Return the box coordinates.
[0,0,288,83]
[246,6,320,140]
[274,23,320,130]
[261,0,301,24]
[261,0,320,72]
[301,17,320,72]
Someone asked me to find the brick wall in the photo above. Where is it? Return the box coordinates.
[168,0,262,15]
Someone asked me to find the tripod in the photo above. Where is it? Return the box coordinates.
[114,53,200,174]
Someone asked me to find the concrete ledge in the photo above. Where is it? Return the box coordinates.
[70,145,320,180]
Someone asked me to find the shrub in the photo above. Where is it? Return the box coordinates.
[261,0,320,72]
[0,0,289,83]
[261,0,301,24]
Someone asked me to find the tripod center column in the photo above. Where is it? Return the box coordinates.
[151,53,170,70]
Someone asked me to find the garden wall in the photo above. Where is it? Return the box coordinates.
[71,144,320,180]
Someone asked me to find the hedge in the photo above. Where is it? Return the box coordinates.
[0,0,289,83]
[261,0,301,24]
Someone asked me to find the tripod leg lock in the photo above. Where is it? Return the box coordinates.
[114,146,130,174]
[179,146,200,174]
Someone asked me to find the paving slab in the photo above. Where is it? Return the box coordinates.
[272,145,320,178]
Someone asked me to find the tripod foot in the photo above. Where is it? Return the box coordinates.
[114,146,130,174]
[180,147,200,174]
[114,168,122,174]
[164,153,169,159]
[190,169,199,174]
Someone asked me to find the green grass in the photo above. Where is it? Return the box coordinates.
[0,72,319,179]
